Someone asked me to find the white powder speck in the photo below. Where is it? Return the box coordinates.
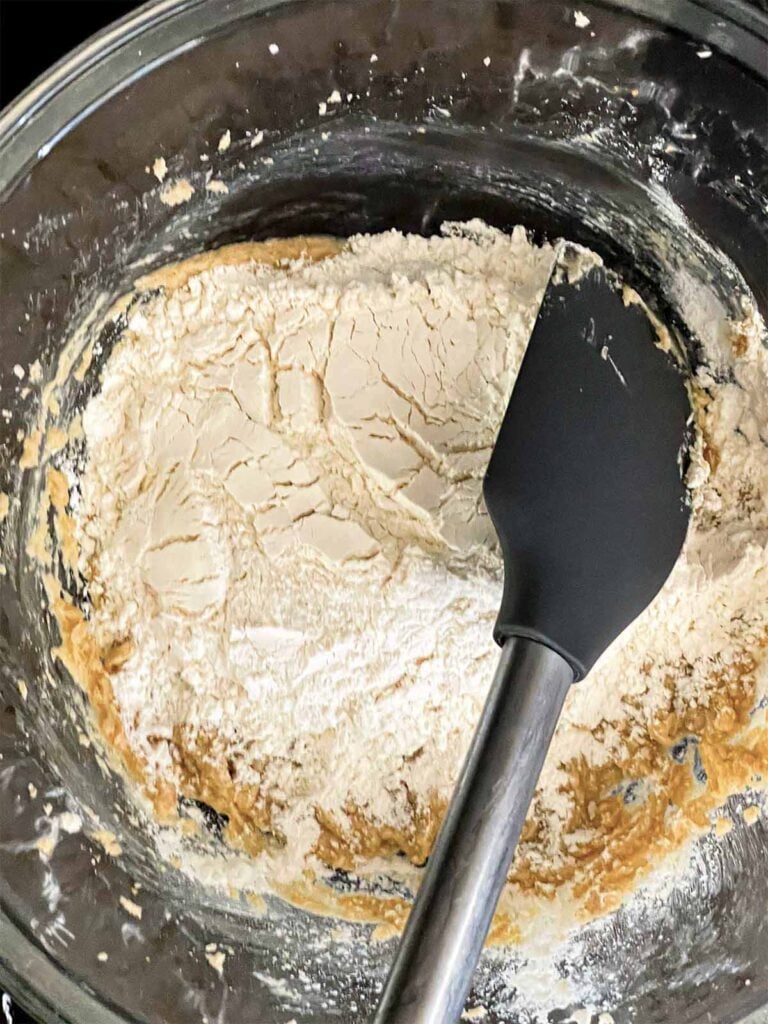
[217,130,231,153]
[151,157,168,182]
[743,805,761,825]
[206,949,226,975]
[93,829,123,856]
[268,43,279,55]
[119,896,143,919]
[59,812,82,834]
[574,10,591,28]
[37,835,55,857]
[159,179,194,207]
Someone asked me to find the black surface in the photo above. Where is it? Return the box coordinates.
[484,266,691,678]
[0,0,142,107]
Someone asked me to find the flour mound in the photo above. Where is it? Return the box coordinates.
[75,223,768,906]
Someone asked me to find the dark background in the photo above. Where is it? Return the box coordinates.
[1,5,147,1021]
[0,0,143,106]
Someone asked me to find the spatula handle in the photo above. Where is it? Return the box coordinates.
[373,637,573,1024]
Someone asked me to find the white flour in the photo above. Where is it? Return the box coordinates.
[74,221,768,898]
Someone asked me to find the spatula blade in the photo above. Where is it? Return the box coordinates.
[483,264,691,678]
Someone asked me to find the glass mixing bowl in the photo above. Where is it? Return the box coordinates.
[1,1,766,1021]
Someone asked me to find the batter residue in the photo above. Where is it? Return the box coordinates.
[37,223,768,935]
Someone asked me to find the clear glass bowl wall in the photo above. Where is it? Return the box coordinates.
[0,1,766,1022]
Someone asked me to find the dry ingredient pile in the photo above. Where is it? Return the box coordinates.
[54,222,767,932]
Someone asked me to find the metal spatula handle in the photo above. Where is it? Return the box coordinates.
[374,637,574,1024]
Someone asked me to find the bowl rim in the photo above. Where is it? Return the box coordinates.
[0,0,767,195]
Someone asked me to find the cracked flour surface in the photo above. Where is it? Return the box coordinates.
[77,223,553,877]
[69,221,768,926]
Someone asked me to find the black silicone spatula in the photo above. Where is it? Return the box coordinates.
[374,260,692,1023]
